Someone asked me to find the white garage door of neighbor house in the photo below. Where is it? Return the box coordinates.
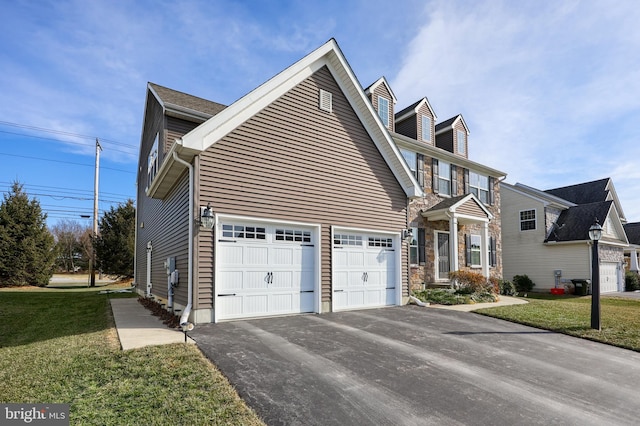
[216,222,316,320]
[600,262,619,293]
[333,231,397,311]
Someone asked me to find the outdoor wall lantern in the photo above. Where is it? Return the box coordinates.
[403,228,413,241]
[588,218,602,331]
[200,203,215,229]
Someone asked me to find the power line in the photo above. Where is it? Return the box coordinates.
[0,152,135,174]
[0,181,134,199]
[0,120,137,149]
[0,130,137,155]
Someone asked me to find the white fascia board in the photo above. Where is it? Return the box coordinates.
[606,204,629,245]
[364,76,398,104]
[395,98,438,123]
[393,132,506,178]
[605,179,627,223]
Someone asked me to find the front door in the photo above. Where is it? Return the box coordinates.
[436,232,450,280]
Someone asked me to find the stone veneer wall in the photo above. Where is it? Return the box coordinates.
[407,164,503,291]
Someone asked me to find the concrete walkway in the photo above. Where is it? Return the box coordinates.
[427,295,529,311]
[110,298,194,350]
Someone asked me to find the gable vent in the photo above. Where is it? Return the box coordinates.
[319,89,332,113]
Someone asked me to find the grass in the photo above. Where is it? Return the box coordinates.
[0,286,264,426]
[477,294,640,352]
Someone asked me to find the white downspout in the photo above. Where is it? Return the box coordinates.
[172,149,194,330]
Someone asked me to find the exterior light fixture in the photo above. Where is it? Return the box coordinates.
[200,203,215,229]
[403,228,413,240]
[588,218,602,331]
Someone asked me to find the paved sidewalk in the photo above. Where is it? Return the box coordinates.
[110,298,194,350]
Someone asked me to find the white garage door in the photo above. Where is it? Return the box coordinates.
[600,262,619,293]
[333,231,398,311]
[216,222,316,320]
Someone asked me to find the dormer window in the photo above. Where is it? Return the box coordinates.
[378,96,389,127]
[421,115,432,142]
[457,129,466,155]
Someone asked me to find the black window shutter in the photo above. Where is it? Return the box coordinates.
[451,165,458,196]
[418,228,425,264]
[489,176,495,205]
[463,168,470,194]
[432,158,439,194]
[417,153,425,188]
[465,234,471,267]
[489,236,497,267]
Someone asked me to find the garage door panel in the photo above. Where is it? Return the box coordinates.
[600,263,618,293]
[217,222,316,321]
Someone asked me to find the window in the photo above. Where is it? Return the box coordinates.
[146,134,159,190]
[457,129,466,154]
[401,149,417,174]
[438,160,451,195]
[276,229,311,243]
[421,115,431,142]
[334,234,362,246]
[520,209,536,231]
[222,224,266,239]
[470,235,481,267]
[368,237,393,248]
[378,96,389,127]
[319,89,332,112]
[469,171,489,203]
[409,227,418,264]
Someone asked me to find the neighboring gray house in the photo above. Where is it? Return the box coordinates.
[623,222,640,273]
[134,39,505,325]
[501,178,629,293]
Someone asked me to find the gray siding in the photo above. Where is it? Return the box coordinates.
[396,115,417,139]
[197,66,408,307]
[435,129,454,153]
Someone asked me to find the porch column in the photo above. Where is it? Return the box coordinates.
[631,249,639,272]
[482,221,489,278]
[449,216,458,272]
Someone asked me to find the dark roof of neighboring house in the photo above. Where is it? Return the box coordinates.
[544,178,610,205]
[395,100,422,119]
[624,222,640,245]
[546,200,612,242]
[148,82,227,117]
[435,116,458,132]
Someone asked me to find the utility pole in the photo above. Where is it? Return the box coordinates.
[90,138,102,287]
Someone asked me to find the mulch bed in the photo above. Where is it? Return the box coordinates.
[137,297,181,329]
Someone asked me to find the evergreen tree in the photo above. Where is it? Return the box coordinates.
[0,182,56,287]
[95,199,135,277]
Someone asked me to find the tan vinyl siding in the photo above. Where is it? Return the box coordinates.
[454,121,468,158]
[165,116,201,154]
[417,104,434,145]
[457,199,486,217]
[372,84,394,131]
[197,66,407,307]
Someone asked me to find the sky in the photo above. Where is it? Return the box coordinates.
[1,0,639,227]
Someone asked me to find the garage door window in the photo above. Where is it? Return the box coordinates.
[222,224,266,239]
[368,237,393,248]
[334,234,362,246]
[276,228,311,243]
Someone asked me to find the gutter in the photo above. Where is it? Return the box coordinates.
[172,146,195,331]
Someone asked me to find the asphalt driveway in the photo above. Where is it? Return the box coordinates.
[191,306,640,426]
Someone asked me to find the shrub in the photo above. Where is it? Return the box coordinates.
[449,270,494,294]
[513,274,535,293]
[625,271,640,292]
[499,280,517,296]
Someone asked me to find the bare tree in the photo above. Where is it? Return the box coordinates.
[51,219,89,272]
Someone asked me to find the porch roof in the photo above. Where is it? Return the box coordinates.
[422,193,493,223]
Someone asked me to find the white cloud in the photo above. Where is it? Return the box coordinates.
[391,0,640,220]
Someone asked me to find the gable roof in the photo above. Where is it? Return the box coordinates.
[148,39,423,199]
[148,82,227,120]
[545,178,626,223]
[364,76,398,104]
[395,97,437,123]
[545,201,613,242]
[435,114,470,135]
[422,193,493,223]
[624,222,640,245]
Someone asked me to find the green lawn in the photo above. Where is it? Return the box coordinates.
[478,294,640,351]
[0,287,264,426]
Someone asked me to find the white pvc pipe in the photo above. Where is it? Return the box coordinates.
[409,295,429,307]
[172,149,193,328]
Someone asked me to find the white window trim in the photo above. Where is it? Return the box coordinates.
[409,226,419,265]
[146,134,159,190]
[421,114,431,142]
[378,96,389,127]
[470,234,482,268]
[469,171,489,204]
[438,160,451,196]
[519,209,537,231]
[457,129,466,154]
